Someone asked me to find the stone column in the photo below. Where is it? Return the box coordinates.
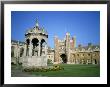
[38,40,41,56]
[86,59,88,64]
[13,46,16,57]
[14,45,17,58]
[23,44,27,57]
[29,39,32,56]
[67,49,71,64]
[16,44,20,64]
[16,45,19,58]
[45,44,47,56]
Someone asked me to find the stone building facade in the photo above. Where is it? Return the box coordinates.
[47,47,54,63]
[11,20,100,65]
[11,40,25,64]
[54,33,100,64]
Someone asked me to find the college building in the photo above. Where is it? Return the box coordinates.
[11,20,100,66]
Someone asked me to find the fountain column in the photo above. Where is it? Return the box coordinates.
[38,40,41,56]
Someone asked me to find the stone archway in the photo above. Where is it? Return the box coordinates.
[41,39,46,56]
[92,59,97,64]
[26,39,30,56]
[32,38,39,56]
[60,54,67,63]
[26,39,30,45]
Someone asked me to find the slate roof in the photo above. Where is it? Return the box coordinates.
[73,45,100,52]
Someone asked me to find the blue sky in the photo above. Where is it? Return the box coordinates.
[11,11,100,48]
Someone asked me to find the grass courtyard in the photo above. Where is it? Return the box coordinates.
[11,64,100,77]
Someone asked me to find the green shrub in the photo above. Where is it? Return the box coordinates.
[47,59,53,64]
[18,62,22,65]
[23,65,64,72]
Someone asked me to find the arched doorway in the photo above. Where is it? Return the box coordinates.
[60,54,67,63]
[92,59,97,64]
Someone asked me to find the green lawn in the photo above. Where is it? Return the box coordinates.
[28,64,100,77]
[12,64,100,77]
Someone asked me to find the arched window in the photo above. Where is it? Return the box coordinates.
[73,54,75,57]
[88,54,90,56]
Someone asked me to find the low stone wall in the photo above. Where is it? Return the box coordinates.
[22,56,47,68]
[11,57,17,64]
[11,57,23,64]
